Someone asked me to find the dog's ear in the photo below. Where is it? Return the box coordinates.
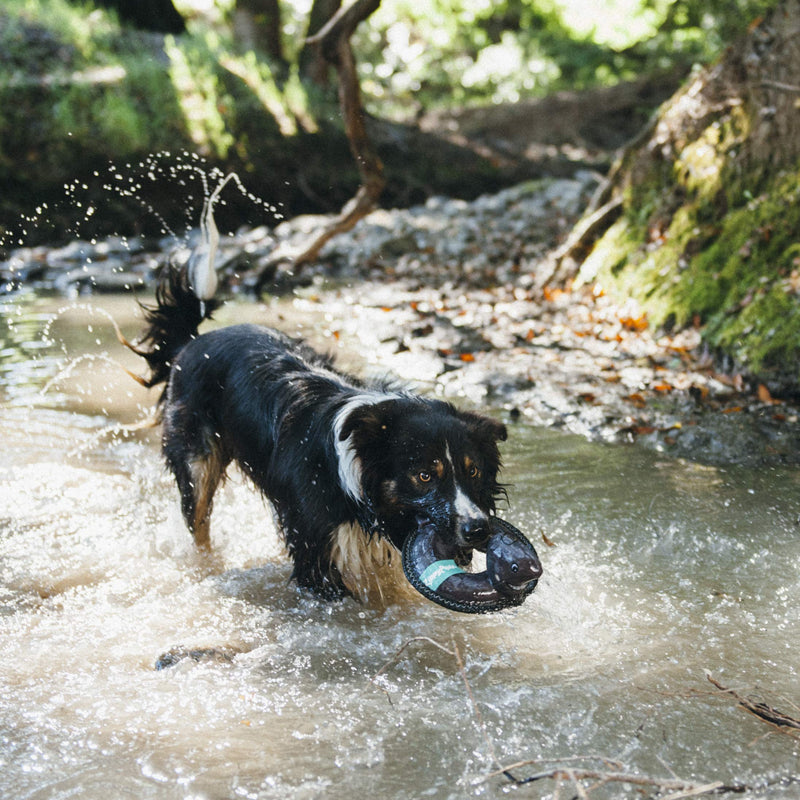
[462,412,507,443]
[338,399,395,443]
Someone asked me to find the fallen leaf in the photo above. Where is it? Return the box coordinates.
[653,383,673,392]
[543,286,567,302]
[757,384,774,404]
[626,393,647,408]
[541,530,557,547]
[620,314,648,332]
[459,353,475,362]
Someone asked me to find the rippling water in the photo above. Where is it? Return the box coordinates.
[1,292,798,799]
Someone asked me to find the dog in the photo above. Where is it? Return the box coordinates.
[127,264,508,602]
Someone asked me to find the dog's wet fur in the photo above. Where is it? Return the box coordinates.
[129,265,507,601]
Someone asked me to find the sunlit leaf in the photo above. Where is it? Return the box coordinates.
[541,530,557,548]
[757,384,773,404]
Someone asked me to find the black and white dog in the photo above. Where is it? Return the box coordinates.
[128,265,508,601]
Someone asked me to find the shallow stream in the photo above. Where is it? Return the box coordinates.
[1,292,798,799]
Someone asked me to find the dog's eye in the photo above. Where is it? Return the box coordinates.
[418,471,432,483]
[468,465,480,479]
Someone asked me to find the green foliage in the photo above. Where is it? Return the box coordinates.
[352,0,779,116]
[1,0,779,175]
[0,0,320,185]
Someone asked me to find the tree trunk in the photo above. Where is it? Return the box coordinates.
[256,0,384,277]
[233,0,286,67]
[91,0,185,34]
[299,0,342,85]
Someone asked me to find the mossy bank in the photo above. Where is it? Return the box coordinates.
[573,0,800,398]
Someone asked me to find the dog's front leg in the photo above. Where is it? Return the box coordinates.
[279,512,350,599]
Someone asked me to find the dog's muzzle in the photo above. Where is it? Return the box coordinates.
[458,517,492,549]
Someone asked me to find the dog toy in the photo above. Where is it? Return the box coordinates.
[402,517,542,613]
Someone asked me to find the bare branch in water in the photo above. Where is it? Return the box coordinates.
[706,671,800,736]
[255,0,385,285]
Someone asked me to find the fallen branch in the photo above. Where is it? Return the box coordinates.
[706,672,800,736]
[256,0,385,285]
[538,194,623,289]
[482,764,742,796]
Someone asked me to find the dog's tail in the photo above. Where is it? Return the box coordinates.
[121,173,232,396]
[120,261,220,394]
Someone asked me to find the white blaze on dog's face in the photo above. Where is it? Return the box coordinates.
[444,444,489,545]
[335,396,507,550]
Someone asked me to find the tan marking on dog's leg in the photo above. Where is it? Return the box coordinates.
[189,451,227,548]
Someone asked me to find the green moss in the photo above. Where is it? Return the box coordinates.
[579,60,800,388]
[711,287,800,379]
[585,159,800,385]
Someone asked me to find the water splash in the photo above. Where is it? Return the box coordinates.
[1,150,282,250]
[95,152,281,241]
[40,302,131,348]
[37,352,134,399]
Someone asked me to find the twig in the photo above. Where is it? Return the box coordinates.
[451,637,506,774]
[371,635,455,684]
[370,647,795,798]
[706,672,800,735]
[492,767,735,795]
[758,79,800,94]
[370,636,454,705]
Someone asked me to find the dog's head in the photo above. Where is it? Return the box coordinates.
[336,396,507,552]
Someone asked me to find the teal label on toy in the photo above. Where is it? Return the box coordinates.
[419,559,465,591]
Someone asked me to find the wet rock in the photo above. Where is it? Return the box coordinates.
[154,647,240,670]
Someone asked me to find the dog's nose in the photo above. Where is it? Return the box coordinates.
[460,518,490,547]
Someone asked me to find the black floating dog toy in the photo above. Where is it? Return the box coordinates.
[402,517,542,613]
